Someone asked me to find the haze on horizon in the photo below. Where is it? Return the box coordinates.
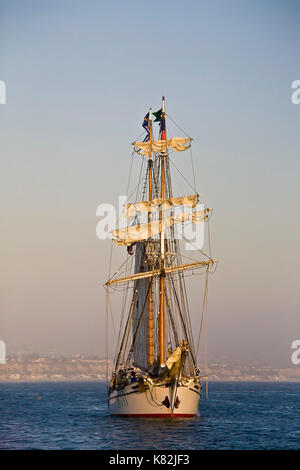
[1,0,299,368]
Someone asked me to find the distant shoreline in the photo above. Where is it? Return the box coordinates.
[1,356,300,383]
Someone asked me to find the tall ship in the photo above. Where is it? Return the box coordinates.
[105,97,217,417]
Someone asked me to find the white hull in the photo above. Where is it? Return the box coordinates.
[109,378,200,417]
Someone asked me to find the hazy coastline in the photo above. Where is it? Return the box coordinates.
[1,355,299,383]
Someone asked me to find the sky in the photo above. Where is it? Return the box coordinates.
[1,0,299,367]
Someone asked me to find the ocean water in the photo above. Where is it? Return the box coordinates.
[0,381,299,450]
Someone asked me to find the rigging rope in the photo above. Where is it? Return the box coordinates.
[168,156,198,194]
[105,288,109,392]
[165,113,192,139]
[190,146,197,194]
[195,267,209,397]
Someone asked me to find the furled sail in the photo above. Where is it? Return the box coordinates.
[166,340,190,378]
[124,195,199,218]
[112,208,211,246]
[132,137,192,155]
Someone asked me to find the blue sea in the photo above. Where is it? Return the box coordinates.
[0,381,299,450]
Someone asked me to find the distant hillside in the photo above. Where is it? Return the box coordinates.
[0,355,300,382]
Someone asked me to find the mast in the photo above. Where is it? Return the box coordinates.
[147,108,154,367]
[159,96,166,366]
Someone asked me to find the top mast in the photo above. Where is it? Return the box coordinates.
[159,96,166,366]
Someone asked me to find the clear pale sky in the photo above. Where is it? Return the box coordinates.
[1,0,299,367]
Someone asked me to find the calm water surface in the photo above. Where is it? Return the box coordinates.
[0,381,299,449]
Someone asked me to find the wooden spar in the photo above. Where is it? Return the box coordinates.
[147,108,154,368]
[159,96,166,366]
[106,260,217,286]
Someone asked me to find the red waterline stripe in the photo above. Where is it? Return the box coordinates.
[110,413,196,418]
